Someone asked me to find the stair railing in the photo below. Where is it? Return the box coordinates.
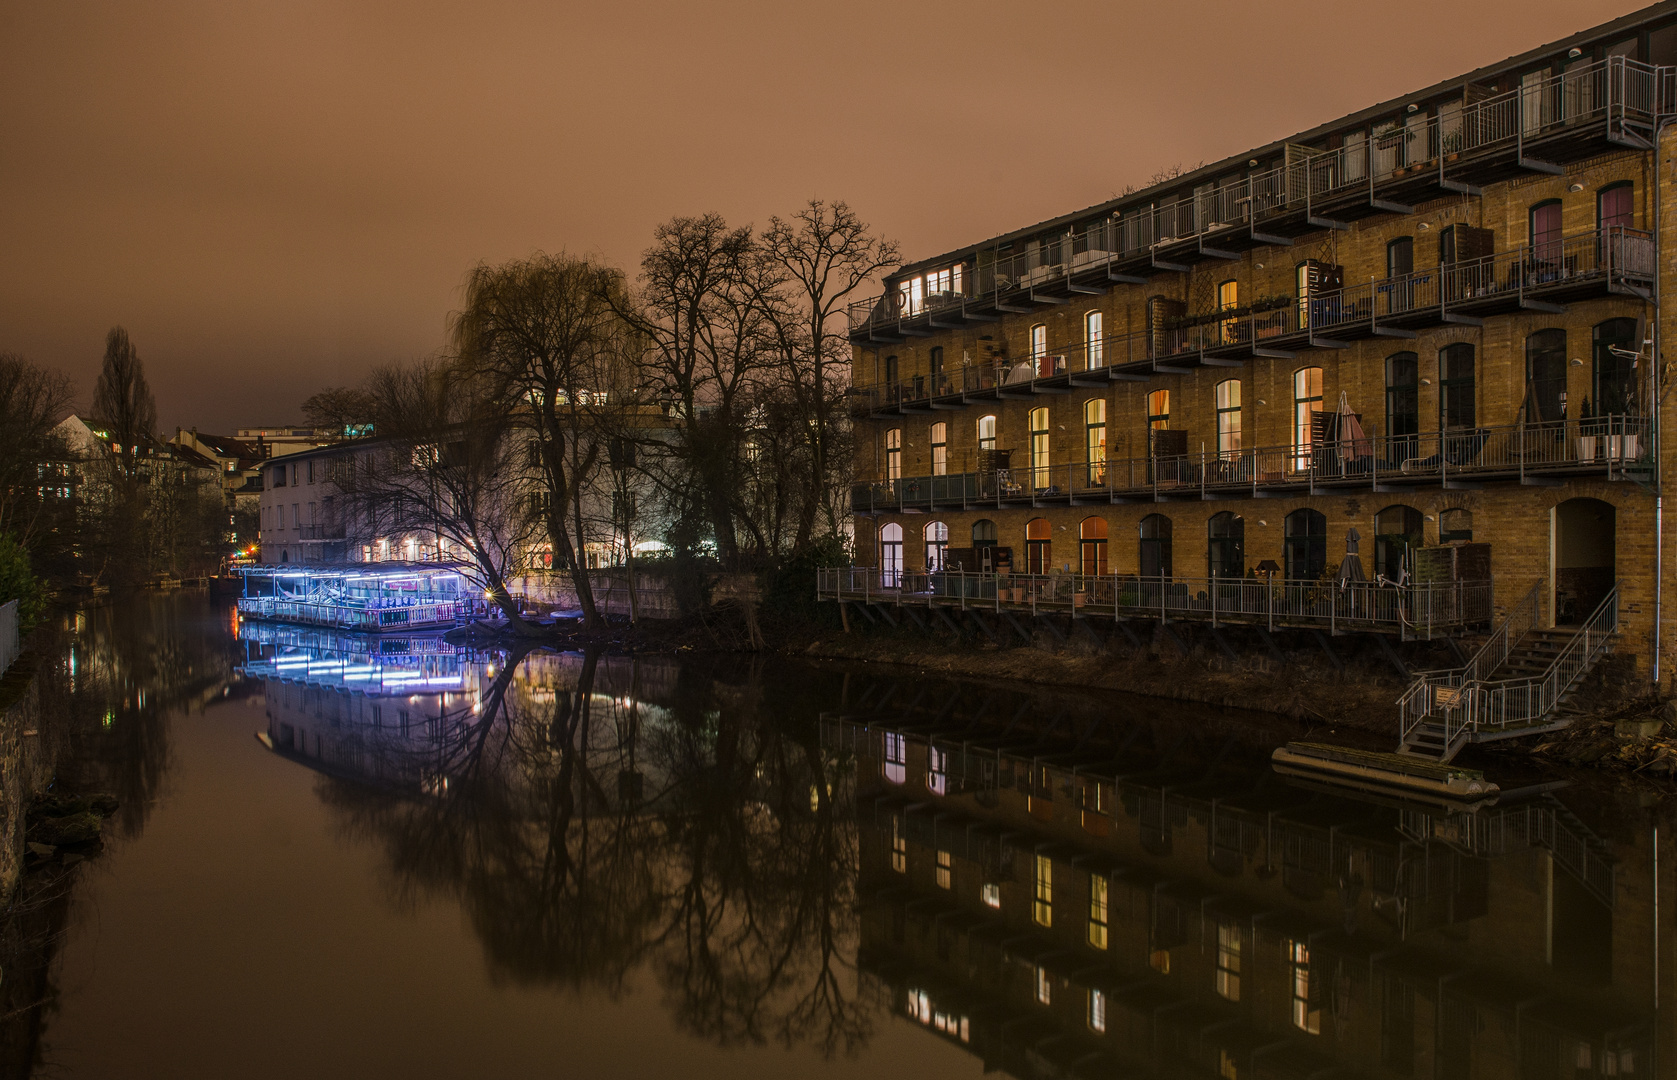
[1460,582,1620,733]
[1398,579,1542,745]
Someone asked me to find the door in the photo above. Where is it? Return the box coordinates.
[1552,498,1615,625]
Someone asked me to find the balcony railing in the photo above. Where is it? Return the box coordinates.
[854,415,1648,512]
[817,567,1491,637]
[856,226,1652,414]
[851,55,1667,338]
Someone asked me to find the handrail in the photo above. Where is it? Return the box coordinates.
[1458,582,1620,733]
[1398,579,1542,741]
[850,56,1667,336]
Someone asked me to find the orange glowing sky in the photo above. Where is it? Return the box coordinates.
[0,0,1649,432]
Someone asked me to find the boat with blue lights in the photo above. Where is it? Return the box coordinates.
[235,563,467,632]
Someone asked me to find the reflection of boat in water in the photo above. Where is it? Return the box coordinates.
[237,619,482,695]
[235,563,466,631]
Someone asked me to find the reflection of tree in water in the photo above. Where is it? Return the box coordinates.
[318,650,874,1056]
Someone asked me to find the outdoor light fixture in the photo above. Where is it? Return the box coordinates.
[1248,159,1258,167]
[1406,104,1419,113]
[1569,182,1584,192]
[1569,47,1583,57]
[1572,358,1585,366]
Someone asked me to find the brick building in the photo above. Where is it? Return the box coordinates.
[837,4,1677,717]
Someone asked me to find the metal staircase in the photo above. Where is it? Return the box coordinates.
[1397,582,1619,762]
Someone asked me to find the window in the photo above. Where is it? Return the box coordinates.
[1289,940,1321,1034]
[1035,966,1053,1005]
[972,519,997,551]
[1386,351,1419,449]
[1216,923,1241,1001]
[930,422,948,476]
[928,346,945,393]
[1028,407,1050,484]
[272,464,286,487]
[307,459,316,483]
[927,744,948,795]
[1593,317,1639,416]
[1217,279,1239,343]
[884,428,902,481]
[1088,875,1109,949]
[936,849,952,889]
[1386,236,1414,278]
[1147,389,1170,434]
[1033,854,1053,926]
[1084,399,1107,485]
[1085,310,1104,368]
[1088,989,1107,1033]
[924,521,948,572]
[879,523,903,587]
[1375,505,1422,582]
[1293,367,1324,470]
[980,883,1001,909]
[1207,512,1245,579]
[1440,343,1476,429]
[1026,517,1052,575]
[1284,509,1327,581]
[1030,323,1048,373]
[883,354,899,387]
[1598,182,1634,231]
[883,730,906,784]
[1079,517,1108,577]
[1440,508,1473,543]
[1216,379,1242,458]
[1525,329,1567,423]
[1139,514,1172,578]
[977,414,997,455]
[1531,199,1562,264]
[896,276,923,316]
[890,814,907,872]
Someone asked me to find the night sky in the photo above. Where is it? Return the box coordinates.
[0,0,1645,432]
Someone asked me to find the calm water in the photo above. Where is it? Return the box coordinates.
[4,593,1672,1079]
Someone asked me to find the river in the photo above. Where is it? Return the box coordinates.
[1,592,1671,1078]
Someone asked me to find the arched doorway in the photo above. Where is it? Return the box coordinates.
[1553,498,1615,625]
[1026,518,1052,574]
[1079,517,1108,576]
[1374,505,1423,583]
[1139,514,1172,578]
[879,523,903,587]
[972,518,1000,572]
[1207,512,1245,578]
[924,521,949,571]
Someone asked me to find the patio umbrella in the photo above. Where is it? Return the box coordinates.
[1336,527,1367,585]
[1336,391,1371,462]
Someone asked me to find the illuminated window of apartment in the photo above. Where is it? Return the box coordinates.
[1029,407,1051,482]
[1216,379,1242,458]
[1088,988,1107,1033]
[1085,310,1104,368]
[1084,399,1106,486]
[1292,367,1323,470]
[1289,940,1321,1033]
[1217,279,1239,343]
[1219,1049,1239,1080]
[1030,323,1048,363]
[884,428,902,481]
[1088,875,1109,950]
[1033,854,1053,927]
[927,745,948,795]
[1149,948,1171,974]
[890,814,907,873]
[977,414,997,454]
[897,276,925,316]
[1035,966,1053,1005]
[1216,923,1241,1001]
[883,731,906,784]
[924,521,948,573]
[930,421,948,476]
[981,883,1001,909]
[936,849,952,889]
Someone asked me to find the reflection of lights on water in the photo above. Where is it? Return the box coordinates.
[102,710,114,728]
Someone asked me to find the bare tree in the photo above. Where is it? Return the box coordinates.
[90,327,155,481]
[300,386,376,435]
[451,253,633,630]
[0,352,75,546]
[762,200,898,549]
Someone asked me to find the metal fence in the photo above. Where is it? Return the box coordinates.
[0,600,17,679]
[819,567,1491,636]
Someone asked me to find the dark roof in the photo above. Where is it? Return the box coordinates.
[189,432,259,459]
[897,0,1677,276]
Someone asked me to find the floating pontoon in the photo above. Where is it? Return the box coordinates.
[236,563,467,632]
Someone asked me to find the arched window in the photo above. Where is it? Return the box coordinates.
[1215,380,1242,458]
[1079,517,1108,577]
[1139,514,1172,578]
[1374,505,1422,582]
[1525,329,1567,423]
[1439,343,1476,430]
[1147,389,1170,431]
[1598,182,1634,232]
[1031,323,1049,375]
[1207,512,1245,579]
[1026,517,1052,575]
[1530,199,1562,263]
[972,519,997,548]
[1283,509,1326,581]
[1029,407,1051,484]
[1217,279,1239,344]
[1440,508,1473,543]
[930,421,948,477]
[977,414,997,455]
[1293,367,1323,470]
[1593,318,1639,417]
[879,522,903,586]
[1084,399,1107,486]
[924,521,949,571]
[884,427,902,481]
[1085,310,1104,369]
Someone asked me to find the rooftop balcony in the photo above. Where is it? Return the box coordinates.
[855,225,1652,417]
[849,56,1668,346]
[853,415,1649,512]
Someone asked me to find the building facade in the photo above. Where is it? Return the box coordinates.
[844,4,1677,687]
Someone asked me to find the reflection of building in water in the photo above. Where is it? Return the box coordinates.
[827,715,1665,1080]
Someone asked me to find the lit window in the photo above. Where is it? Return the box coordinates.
[1084,399,1107,486]
[1216,380,1242,458]
[883,731,906,784]
[1088,988,1107,1032]
[1035,966,1052,1005]
[1149,949,1171,974]
[890,815,907,874]
[930,422,948,476]
[977,415,997,455]
[1289,939,1320,1033]
[1085,310,1104,369]
[884,428,902,481]
[927,745,948,795]
[1216,923,1241,1001]
[1088,875,1109,950]
[1030,323,1048,363]
[936,849,952,889]
[981,882,1001,909]
[1292,367,1323,470]
[1033,854,1053,927]
[1220,1049,1239,1080]
[1029,407,1050,482]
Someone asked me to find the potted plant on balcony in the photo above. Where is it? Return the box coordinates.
[1440,129,1464,162]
